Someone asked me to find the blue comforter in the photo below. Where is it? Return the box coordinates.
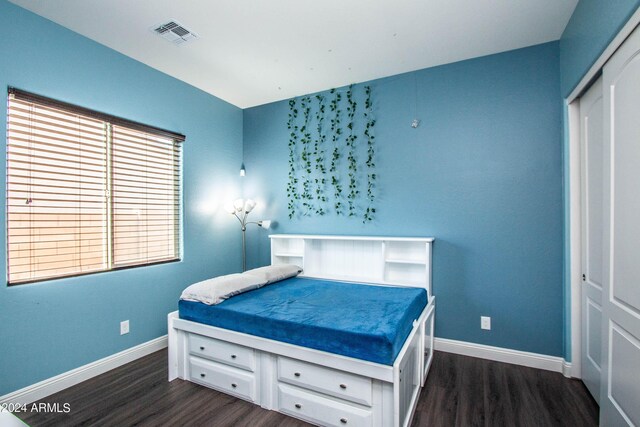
[179,277,427,365]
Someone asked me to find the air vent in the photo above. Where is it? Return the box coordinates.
[152,21,197,45]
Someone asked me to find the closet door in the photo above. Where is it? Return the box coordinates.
[600,25,640,426]
[580,76,604,403]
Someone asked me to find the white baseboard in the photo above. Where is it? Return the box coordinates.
[434,337,572,376]
[0,335,168,406]
[563,360,574,378]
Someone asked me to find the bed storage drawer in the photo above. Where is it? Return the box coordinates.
[189,356,257,402]
[277,356,372,406]
[188,333,255,371]
[278,383,372,427]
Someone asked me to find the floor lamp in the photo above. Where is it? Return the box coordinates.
[225,198,271,271]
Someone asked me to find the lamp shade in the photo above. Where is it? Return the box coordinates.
[223,202,236,214]
[244,199,256,213]
[233,198,245,212]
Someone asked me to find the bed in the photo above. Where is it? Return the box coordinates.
[168,234,435,427]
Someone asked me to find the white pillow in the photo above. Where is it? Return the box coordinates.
[244,264,302,284]
[180,273,267,305]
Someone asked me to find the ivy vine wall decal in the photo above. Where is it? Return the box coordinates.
[287,84,376,222]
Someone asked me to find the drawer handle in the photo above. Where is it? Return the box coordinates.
[200,373,206,378]
[340,418,348,424]
[231,383,237,388]
[294,372,301,377]
[200,346,205,351]
[339,383,347,389]
[231,354,237,359]
[294,403,302,409]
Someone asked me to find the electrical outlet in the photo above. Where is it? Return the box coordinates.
[481,316,491,330]
[120,320,130,335]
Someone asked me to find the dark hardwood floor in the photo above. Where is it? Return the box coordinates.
[17,350,598,427]
[414,352,598,426]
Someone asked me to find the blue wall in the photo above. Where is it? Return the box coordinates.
[0,0,243,395]
[560,0,640,97]
[244,42,564,357]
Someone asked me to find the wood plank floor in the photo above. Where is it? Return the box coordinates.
[17,350,598,426]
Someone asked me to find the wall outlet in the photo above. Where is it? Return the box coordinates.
[481,316,491,330]
[120,320,130,335]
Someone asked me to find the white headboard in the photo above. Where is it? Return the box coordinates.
[269,234,434,298]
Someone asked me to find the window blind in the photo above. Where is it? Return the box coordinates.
[111,126,180,268]
[6,88,183,285]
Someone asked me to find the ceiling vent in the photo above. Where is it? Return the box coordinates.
[152,21,197,45]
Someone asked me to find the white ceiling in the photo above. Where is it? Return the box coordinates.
[9,0,578,108]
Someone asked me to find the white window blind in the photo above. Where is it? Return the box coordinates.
[6,88,183,285]
[111,126,180,268]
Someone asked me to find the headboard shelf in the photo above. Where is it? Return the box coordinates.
[273,252,304,258]
[270,234,434,297]
[271,234,434,242]
[384,259,427,265]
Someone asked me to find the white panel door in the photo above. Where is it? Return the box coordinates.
[580,76,604,403]
[600,24,640,427]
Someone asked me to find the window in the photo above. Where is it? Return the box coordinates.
[6,88,184,285]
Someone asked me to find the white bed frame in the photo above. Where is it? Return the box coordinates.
[168,234,435,427]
